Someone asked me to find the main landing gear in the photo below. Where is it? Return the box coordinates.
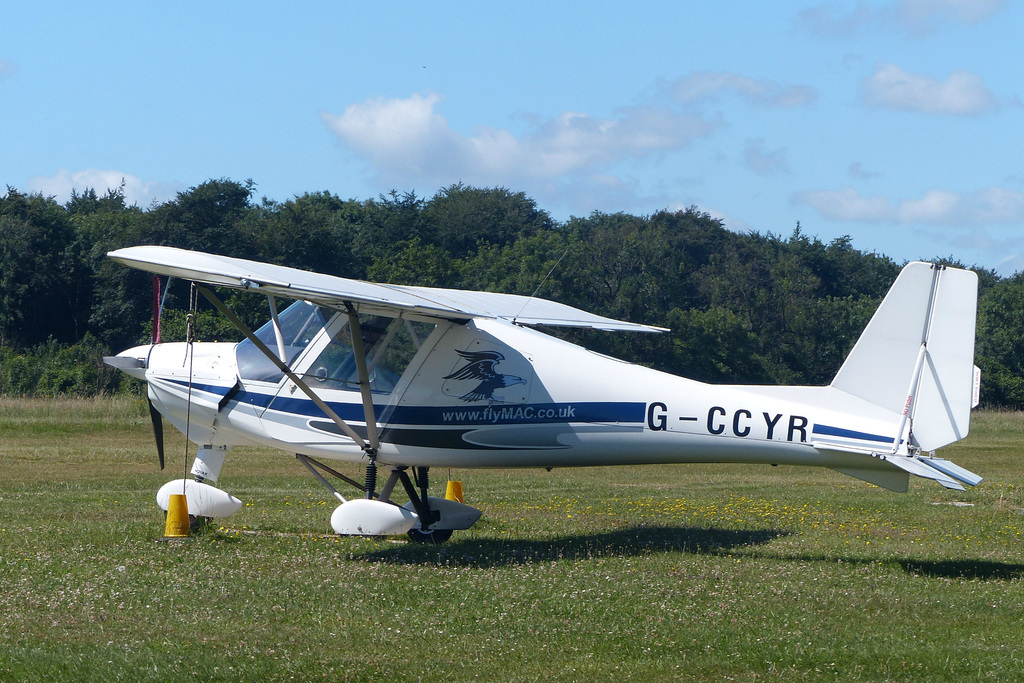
[296,455,481,543]
[399,466,452,544]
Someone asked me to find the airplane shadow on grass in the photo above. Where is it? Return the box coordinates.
[764,555,1024,581]
[355,525,1024,580]
[356,525,788,568]
[895,558,1024,580]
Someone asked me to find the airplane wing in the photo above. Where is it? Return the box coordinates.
[108,245,667,333]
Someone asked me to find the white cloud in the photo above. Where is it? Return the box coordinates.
[793,185,1024,226]
[900,187,1024,224]
[862,63,999,114]
[799,0,1006,37]
[663,71,816,108]
[924,228,1024,274]
[320,92,720,190]
[319,92,458,179]
[798,4,876,37]
[744,139,790,176]
[28,168,180,207]
[793,186,895,222]
[895,0,1006,34]
[849,162,881,180]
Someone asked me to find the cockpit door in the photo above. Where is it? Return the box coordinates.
[233,300,331,418]
[263,311,440,438]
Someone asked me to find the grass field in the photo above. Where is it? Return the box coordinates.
[1,397,1023,681]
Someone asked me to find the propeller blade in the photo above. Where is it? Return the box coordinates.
[148,398,165,470]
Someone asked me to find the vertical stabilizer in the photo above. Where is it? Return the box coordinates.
[830,263,978,451]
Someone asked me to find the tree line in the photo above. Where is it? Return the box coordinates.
[2,178,1023,407]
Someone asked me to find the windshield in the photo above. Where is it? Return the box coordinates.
[236,300,328,382]
[303,315,435,394]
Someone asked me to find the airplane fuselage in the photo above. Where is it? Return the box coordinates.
[120,313,904,477]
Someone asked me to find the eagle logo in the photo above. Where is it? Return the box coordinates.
[443,349,527,402]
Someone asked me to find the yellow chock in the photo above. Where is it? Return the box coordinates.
[445,480,464,503]
[163,493,191,538]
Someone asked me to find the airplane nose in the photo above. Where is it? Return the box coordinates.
[103,345,151,380]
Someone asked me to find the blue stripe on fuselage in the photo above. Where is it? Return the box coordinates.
[164,379,644,427]
[812,423,893,444]
[405,402,644,426]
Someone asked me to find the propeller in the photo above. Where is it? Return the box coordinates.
[149,398,165,470]
[150,275,165,470]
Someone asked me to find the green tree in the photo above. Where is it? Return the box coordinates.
[366,237,459,287]
[144,178,256,254]
[244,191,362,277]
[557,211,672,323]
[976,276,1024,408]
[0,189,89,347]
[662,306,771,383]
[1,175,1016,406]
[67,185,148,349]
[352,190,426,266]
[459,230,570,296]
[423,184,554,257]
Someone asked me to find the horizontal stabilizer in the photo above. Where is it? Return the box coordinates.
[882,454,965,491]
[817,443,978,492]
[921,457,982,487]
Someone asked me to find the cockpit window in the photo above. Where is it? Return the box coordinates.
[236,301,328,382]
[303,315,435,394]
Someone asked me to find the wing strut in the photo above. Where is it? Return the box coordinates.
[266,295,288,362]
[345,305,381,454]
[196,286,371,453]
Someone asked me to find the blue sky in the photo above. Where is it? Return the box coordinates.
[3,1,1022,273]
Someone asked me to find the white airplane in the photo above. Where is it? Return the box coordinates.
[105,246,982,542]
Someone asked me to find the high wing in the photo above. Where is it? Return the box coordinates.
[108,245,666,333]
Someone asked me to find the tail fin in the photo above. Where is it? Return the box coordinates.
[830,262,978,452]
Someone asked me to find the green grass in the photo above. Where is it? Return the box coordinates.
[2,398,1023,681]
